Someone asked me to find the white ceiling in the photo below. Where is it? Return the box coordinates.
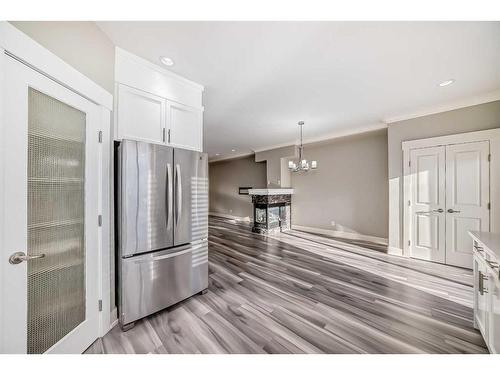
[96,21,500,159]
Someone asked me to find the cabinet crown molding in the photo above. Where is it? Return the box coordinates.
[115,47,204,110]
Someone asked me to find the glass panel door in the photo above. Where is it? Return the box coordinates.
[27,88,86,354]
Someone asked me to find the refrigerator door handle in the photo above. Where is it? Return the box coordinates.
[175,163,182,226]
[166,163,173,229]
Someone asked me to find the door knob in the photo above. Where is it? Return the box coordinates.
[433,208,444,213]
[447,209,461,213]
[9,251,45,265]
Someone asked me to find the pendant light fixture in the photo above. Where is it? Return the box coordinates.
[288,121,318,172]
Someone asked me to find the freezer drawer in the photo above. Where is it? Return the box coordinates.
[118,241,208,326]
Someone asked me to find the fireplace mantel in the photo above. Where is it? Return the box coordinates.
[248,188,294,195]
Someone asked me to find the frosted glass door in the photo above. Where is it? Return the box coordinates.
[27,88,86,354]
[1,56,100,354]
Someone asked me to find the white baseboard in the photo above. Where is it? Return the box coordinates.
[110,318,119,329]
[209,212,252,222]
[109,307,118,331]
[291,224,388,245]
[388,246,404,256]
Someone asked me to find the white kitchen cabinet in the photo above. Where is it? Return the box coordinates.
[116,84,166,144]
[166,100,203,152]
[487,264,500,353]
[470,231,500,354]
[473,249,489,336]
[114,48,204,151]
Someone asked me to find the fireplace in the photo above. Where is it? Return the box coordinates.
[248,189,293,235]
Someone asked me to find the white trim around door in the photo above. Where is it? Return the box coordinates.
[0,22,112,110]
[402,128,500,265]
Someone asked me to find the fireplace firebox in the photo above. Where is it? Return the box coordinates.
[248,189,293,235]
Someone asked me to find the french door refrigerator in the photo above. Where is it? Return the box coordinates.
[117,140,208,329]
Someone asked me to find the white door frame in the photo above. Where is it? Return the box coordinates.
[0,22,113,352]
[402,128,500,258]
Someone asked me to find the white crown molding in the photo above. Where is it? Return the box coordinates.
[115,47,204,91]
[252,122,387,154]
[0,21,113,110]
[384,89,500,124]
[208,151,254,163]
[208,122,387,163]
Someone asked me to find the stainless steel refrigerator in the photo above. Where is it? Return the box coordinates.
[116,139,208,329]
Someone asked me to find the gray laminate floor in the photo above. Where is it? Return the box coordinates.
[85,216,487,354]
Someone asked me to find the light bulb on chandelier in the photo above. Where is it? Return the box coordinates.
[288,121,318,172]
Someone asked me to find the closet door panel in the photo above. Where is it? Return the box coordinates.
[445,141,490,268]
[409,146,446,263]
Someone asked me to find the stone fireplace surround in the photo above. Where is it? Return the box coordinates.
[248,189,294,235]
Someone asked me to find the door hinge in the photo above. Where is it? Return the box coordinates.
[408,240,411,246]
[488,154,491,162]
[408,160,411,167]
[98,130,103,143]
[488,202,491,210]
[168,129,171,143]
[408,200,411,206]
[98,299,103,312]
[98,214,102,227]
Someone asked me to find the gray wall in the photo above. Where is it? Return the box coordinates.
[255,145,297,188]
[209,156,267,219]
[291,129,389,238]
[388,100,500,250]
[10,21,115,94]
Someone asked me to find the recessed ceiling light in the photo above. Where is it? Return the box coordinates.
[231,149,236,152]
[438,79,455,87]
[159,56,174,67]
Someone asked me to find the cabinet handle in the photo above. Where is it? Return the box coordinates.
[479,272,489,295]
[485,260,500,280]
[168,129,171,143]
[486,260,499,269]
[162,128,166,142]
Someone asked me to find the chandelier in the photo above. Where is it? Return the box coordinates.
[288,121,318,172]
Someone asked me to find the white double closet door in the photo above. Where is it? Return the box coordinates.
[410,141,490,268]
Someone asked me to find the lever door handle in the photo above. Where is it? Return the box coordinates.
[416,208,444,214]
[447,209,461,213]
[9,251,45,265]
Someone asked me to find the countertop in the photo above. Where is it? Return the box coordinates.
[248,188,294,195]
[469,231,500,260]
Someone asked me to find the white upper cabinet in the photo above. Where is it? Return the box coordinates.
[167,100,203,151]
[114,48,204,151]
[117,85,166,144]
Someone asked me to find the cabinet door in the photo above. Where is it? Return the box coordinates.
[474,253,489,338]
[167,100,203,151]
[117,84,166,143]
[487,267,500,353]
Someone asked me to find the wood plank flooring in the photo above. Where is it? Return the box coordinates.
[85,216,487,354]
